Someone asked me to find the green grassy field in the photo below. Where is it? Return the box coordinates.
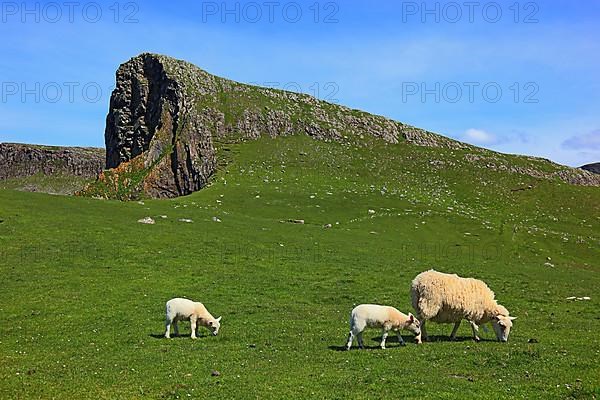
[1,135,599,399]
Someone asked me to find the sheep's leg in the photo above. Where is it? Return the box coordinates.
[419,320,428,342]
[357,332,364,349]
[380,329,389,349]
[396,331,405,346]
[165,318,172,339]
[173,318,180,337]
[469,321,480,342]
[450,321,461,340]
[190,317,198,339]
[346,331,354,350]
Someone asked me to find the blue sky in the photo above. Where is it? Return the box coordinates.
[1,0,599,166]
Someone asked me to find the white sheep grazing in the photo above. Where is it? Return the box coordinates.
[164,298,222,339]
[411,270,516,343]
[346,304,421,350]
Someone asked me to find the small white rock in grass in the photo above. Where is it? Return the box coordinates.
[568,297,591,301]
[368,209,376,215]
[212,217,222,223]
[137,217,155,225]
[179,219,194,223]
[160,215,168,219]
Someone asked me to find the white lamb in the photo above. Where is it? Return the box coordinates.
[346,304,421,350]
[164,298,222,339]
[411,270,516,343]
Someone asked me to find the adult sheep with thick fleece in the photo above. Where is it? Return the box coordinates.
[346,304,421,350]
[164,298,222,339]
[411,270,516,343]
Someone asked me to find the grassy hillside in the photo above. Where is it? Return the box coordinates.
[1,135,599,399]
[90,53,598,200]
[0,174,97,195]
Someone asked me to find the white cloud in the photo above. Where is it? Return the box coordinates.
[562,130,600,151]
[460,129,503,146]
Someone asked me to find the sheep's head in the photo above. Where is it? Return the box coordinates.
[491,314,516,342]
[208,316,222,336]
[406,313,421,337]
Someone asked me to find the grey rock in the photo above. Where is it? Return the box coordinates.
[0,143,103,180]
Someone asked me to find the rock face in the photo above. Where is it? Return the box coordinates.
[0,143,104,180]
[94,53,600,199]
[104,54,217,198]
[581,162,600,175]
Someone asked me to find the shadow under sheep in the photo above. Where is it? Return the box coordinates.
[328,334,494,351]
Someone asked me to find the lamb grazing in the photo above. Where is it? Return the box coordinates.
[346,304,421,350]
[411,270,516,343]
[164,298,222,339]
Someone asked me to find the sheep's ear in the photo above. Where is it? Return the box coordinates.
[216,316,222,323]
[509,316,517,321]
[408,313,414,323]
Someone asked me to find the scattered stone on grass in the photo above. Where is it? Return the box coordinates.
[179,219,193,223]
[137,217,155,225]
[211,370,221,377]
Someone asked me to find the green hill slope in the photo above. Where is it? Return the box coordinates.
[82,53,599,200]
[1,134,598,398]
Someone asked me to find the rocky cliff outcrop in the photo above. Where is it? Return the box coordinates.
[94,53,463,199]
[103,54,217,198]
[0,143,104,180]
[89,53,599,199]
